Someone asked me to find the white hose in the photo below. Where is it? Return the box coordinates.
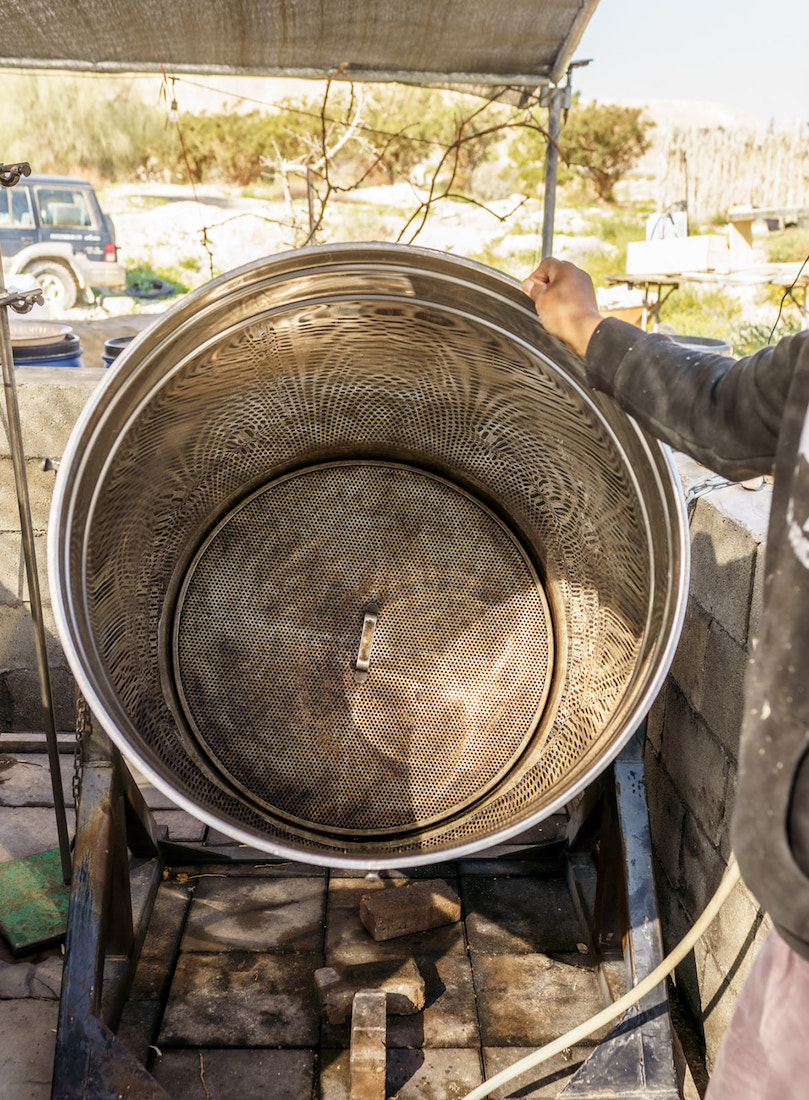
[460,855,741,1100]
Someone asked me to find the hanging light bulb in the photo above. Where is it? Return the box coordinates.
[168,77,179,123]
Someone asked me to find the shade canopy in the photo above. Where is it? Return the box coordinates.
[0,0,598,87]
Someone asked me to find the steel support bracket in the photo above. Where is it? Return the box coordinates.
[51,721,170,1100]
[561,726,680,1098]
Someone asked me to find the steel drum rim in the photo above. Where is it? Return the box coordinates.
[47,241,690,868]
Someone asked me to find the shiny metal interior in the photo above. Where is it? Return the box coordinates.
[48,243,689,868]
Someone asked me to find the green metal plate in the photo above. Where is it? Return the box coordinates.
[0,849,69,956]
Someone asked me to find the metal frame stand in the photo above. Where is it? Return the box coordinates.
[561,725,679,1098]
[51,720,170,1100]
[52,720,680,1100]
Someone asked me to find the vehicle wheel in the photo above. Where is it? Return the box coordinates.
[25,260,78,312]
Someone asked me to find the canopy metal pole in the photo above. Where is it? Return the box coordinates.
[541,85,565,260]
[541,62,587,260]
[0,161,72,884]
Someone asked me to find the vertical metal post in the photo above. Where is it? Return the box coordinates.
[541,86,565,260]
[0,162,72,884]
[561,724,680,1098]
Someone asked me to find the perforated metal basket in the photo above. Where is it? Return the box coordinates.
[48,243,689,868]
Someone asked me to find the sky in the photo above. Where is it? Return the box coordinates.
[571,0,809,128]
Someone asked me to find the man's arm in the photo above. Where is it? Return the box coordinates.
[522,258,793,479]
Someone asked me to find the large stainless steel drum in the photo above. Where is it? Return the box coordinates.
[48,244,689,868]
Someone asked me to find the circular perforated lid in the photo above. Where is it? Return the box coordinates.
[168,461,554,835]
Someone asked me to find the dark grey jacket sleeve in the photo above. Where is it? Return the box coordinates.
[584,318,798,479]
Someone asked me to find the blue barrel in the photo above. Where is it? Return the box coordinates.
[101,335,135,368]
[12,332,85,368]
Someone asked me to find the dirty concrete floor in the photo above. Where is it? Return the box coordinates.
[0,742,702,1099]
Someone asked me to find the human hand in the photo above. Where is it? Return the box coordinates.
[522,258,602,358]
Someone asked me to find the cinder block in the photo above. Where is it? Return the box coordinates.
[644,747,686,894]
[0,531,50,606]
[698,876,768,990]
[668,599,710,714]
[0,458,58,534]
[749,541,767,648]
[700,619,748,756]
[645,689,666,754]
[697,943,749,1073]
[348,990,386,1100]
[4,665,76,732]
[680,813,727,918]
[659,687,730,847]
[359,880,461,941]
[688,492,765,646]
[2,369,101,459]
[315,959,424,1025]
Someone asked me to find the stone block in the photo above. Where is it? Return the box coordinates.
[483,1044,592,1098]
[349,990,386,1100]
[319,1048,484,1100]
[697,944,748,1072]
[181,875,326,952]
[159,950,322,1047]
[388,955,478,1049]
[151,809,206,842]
[749,540,767,647]
[473,953,606,1046]
[315,958,424,1024]
[385,1049,484,1100]
[359,880,460,941]
[0,998,59,1100]
[115,1000,163,1067]
[645,688,666,754]
[0,806,76,861]
[0,753,75,809]
[153,1047,315,1100]
[3,664,76,733]
[138,879,195,964]
[320,955,479,1050]
[462,874,582,955]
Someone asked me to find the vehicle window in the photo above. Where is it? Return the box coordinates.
[0,191,9,226]
[38,189,93,228]
[11,188,34,227]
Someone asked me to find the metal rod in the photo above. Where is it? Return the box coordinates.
[0,221,72,883]
[541,86,564,260]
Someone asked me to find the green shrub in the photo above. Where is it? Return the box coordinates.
[766,226,809,264]
[729,309,805,356]
[1,73,174,180]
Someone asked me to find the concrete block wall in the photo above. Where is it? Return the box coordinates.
[0,365,105,733]
[645,453,772,1072]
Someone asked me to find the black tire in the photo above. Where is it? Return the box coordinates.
[25,259,78,312]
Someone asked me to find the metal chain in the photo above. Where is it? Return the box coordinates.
[73,690,92,808]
